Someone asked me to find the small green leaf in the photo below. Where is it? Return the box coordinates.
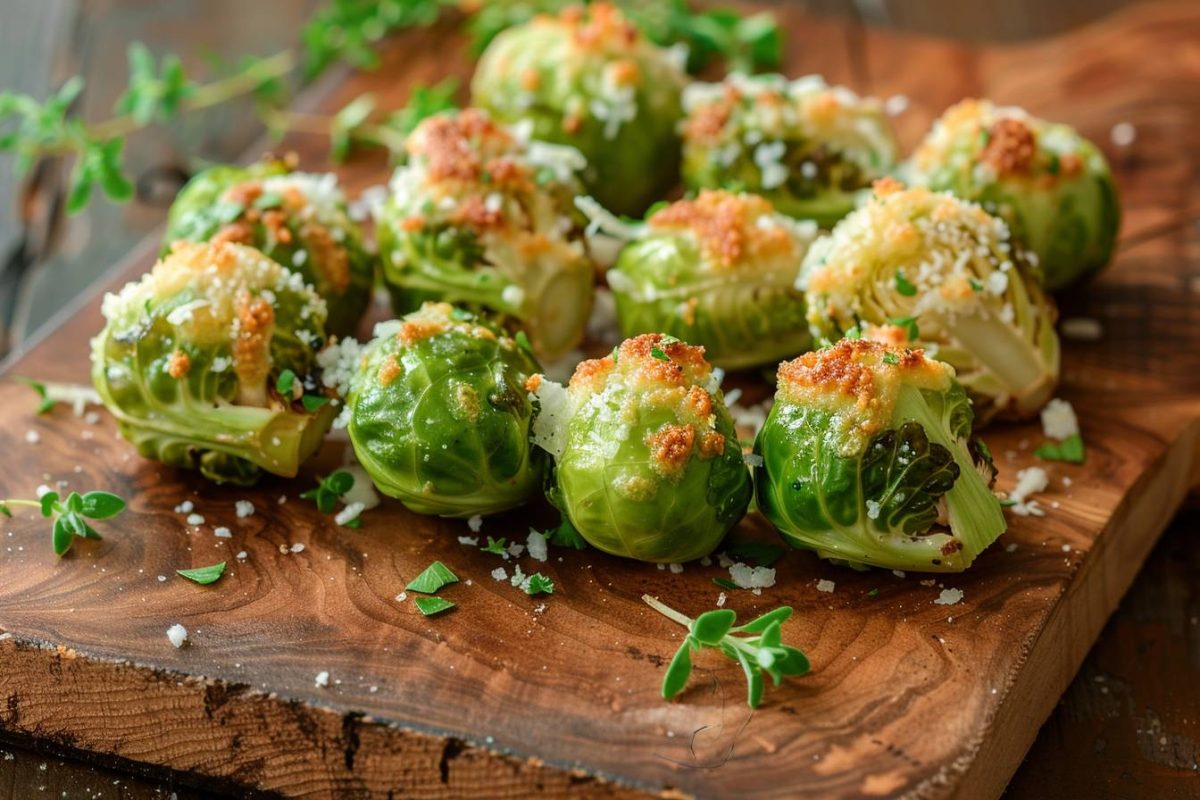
[406,561,459,594]
[524,573,555,596]
[79,491,126,520]
[0,502,10,518]
[253,191,284,210]
[275,369,297,397]
[734,606,793,634]
[301,395,330,413]
[344,516,363,529]
[1034,433,1085,464]
[883,352,900,365]
[177,561,227,585]
[414,596,455,616]
[610,346,619,364]
[661,641,693,700]
[17,377,53,414]
[330,92,376,162]
[39,492,59,517]
[775,645,811,677]
[712,577,739,590]
[547,517,587,550]
[650,346,669,361]
[894,269,918,297]
[999,498,1017,507]
[845,326,861,340]
[325,470,355,496]
[733,647,764,709]
[52,517,73,556]
[658,335,681,346]
[481,536,508,556]
[64,492,83,513]
[691,609,736,645]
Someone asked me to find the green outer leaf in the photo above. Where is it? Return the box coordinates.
[406,561,459,594]
[52,517,73,556]
[661,640,694,700]
[79,491,126,520]
[177,561,227,585]
[414,596,455,616]
[690,609,736,646]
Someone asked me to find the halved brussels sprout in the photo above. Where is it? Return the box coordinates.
[347,302,544,517]
[91,241,336,485]
[904,99,1120,290]
[681,73,899,227]
[800,180,1060,423]
[754,338,1005,572]
[377,108,596,361]
[163,156,374,337]
[471,3,687,216]
[607,190,816,370]
[529,333,751,563]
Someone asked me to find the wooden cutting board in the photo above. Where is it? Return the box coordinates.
[2,4,1199,798]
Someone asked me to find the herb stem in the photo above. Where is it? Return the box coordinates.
[0,499,41,510]
[259,106,408,153]
[641,594,693,628]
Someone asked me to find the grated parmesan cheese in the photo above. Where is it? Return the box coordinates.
[1040,398,1079,441]
[166,624,188,648]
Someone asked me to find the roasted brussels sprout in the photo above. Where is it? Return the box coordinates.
[471,3,687,216]
[378,108,596,361]
[905,99,1120,290]
[347,303,544,517]
[681,74,899,227]
[754,338,1005,572]
[164,157,373,337]
[801,180,1060,422]
[91,241,336,485]
[607,190,816,370]
[529,333,751,562]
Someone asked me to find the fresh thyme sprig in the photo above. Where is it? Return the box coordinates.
[300,470,355,513]
[0,490,127,557]
[642,594,809,709]
[0,0,457,213]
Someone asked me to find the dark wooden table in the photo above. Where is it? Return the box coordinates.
[3,2,1200,798]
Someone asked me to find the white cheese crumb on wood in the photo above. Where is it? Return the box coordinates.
[816,579,836,593]
[166,624,188,648]
[234,500,255,518]
[526,530,548,563]
[1040,398,1079,440]
[935,588,964,606]
[314,671,330,688]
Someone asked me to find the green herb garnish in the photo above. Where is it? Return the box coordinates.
[650,346,669,361]
[894,269,918,297]
[301,395,330,412]
[275,369,297,397]
[299,470,354,513]
[645,596,809,709]
[882,352,900,365]
[712,577,739,590]
[1034,433,1085,464]
[18,378,56,415]
[177,561,227,585]
[414,596,456,616]
[524,574,555,596]
[406,561,459,594]
[0,489,126,556]
[481,536,508,556]
[890,316,920,341]
[514,330,534,354]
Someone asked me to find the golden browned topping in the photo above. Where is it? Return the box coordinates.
[645,423,696,479]
[981,117,1036,175]
[378,355,402,387]
[864,323,910,348]
[872,176,905,196]
[564,3,639,50]
[262,209,293,245]
[647,190,798,270]
[223,182,263,207]
[451,195,506,230]
[779,339,925,403]
[407,109,517,185]
[211,221,254,246]
[524,373,543,393]
[569,333,712,396]
[699,430,726,459]
[299,221,350,292]
[394,302,498,347]
[234,292,275,394]
[166,349,191,380]
[681,86,737,144]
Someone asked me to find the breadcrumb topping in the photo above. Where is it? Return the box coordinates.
[647,190,805,270]
[394,302,499,348]
[777,338,951,455]
[569,333,712,396]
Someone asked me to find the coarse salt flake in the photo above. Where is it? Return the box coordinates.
[816,579,836,593]
[166,624,188,648]
[935,588,964,606]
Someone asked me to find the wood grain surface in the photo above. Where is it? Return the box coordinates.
[2,4,1200,798]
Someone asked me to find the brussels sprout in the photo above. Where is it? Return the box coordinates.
[347,303,544,517]
[754,338,1005,572]
[529,333,752,562]
[91,241,336,485]
[904,99,1120,290]
[681,74,899,228]
[607,190,816,370]
[163,157,374,337]
[378,108,597,361]
[800,180,1060,423]
[471,3,687,216]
